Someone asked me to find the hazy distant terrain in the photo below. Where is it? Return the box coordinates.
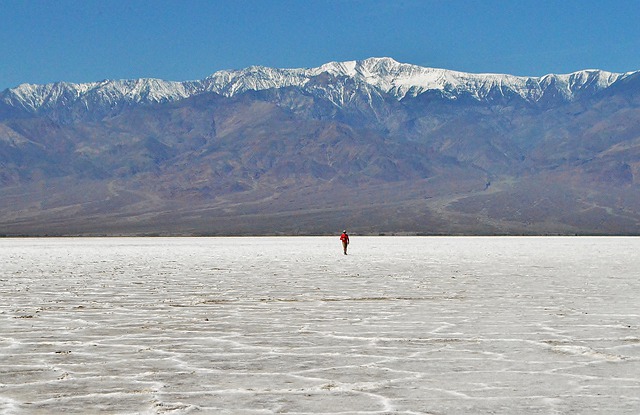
[2,58,640,235]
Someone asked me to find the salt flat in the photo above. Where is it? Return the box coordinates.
[1,236,639,414]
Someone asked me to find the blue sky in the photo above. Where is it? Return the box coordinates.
[1,0,640,90]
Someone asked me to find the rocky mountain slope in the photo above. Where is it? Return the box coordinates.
[1,58,639,235]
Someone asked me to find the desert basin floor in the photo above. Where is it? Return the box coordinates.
[1,236,639,414]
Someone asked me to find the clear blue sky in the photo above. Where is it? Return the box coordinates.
[2,0,640,91]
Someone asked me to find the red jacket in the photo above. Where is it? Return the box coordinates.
[340,233,349,243]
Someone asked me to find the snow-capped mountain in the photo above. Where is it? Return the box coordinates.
[203,57,630,102]
[2,58,633,116]
[2,58,640,236]
[2,78,201,112]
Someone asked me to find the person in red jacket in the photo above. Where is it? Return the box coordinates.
[340,230,350,255]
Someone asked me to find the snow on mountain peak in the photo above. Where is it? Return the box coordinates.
[312,58,629,102]
[3,78,195,112]
[1,58,634,115]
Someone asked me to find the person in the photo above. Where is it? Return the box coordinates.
[340,230,349,255]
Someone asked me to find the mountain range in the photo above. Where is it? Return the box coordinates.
[1,57,640,235]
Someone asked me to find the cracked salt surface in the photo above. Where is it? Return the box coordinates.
[1,236,639,414]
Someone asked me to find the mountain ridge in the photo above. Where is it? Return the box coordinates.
[3,58,635,116]
[1,58,640,236]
